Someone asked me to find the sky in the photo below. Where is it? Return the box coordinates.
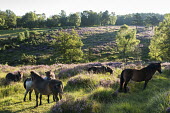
[0,0,170,17]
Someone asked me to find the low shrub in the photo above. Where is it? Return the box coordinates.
[51,95,94,113]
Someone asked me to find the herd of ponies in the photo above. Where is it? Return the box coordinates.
[4,63,163,108]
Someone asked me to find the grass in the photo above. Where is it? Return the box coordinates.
[0,64,170,113]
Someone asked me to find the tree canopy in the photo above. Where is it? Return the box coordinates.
[149,14,170,61]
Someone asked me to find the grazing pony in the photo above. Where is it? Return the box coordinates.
[6,71,23,83]
[88,65,113,75]
[119,63,162,93]
[23,70,56,102]
[30,71,63,107]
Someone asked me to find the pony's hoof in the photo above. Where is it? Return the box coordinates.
[112,91,118,97]
[34,105,38,108]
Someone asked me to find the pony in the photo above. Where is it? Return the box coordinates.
[30,71,63,107]
[6,71,23,83]
[118,63,162,93]
[88,65,113,75]
[23,70,56,102]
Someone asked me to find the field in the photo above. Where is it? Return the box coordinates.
[0,62,170,113]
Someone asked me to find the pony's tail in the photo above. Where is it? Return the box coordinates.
[23,78,29,89]
[119,70,125,91]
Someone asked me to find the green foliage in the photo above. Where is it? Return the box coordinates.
[17,32,25,41]
[68,13,81,27]
[149,14,170,61]
[116,25,140,61]
[21,53,37,65]
[53,30,83,63]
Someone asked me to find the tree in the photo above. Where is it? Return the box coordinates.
[21,11,38,29]
[133,13,143,29]
[68,13,81,26]
[53,30,83,63]
[149,14,170,61]
[145,16,160,29]
[116,24,140,62]
[46,15,60,28]
[109,12,117,25]
[59,10,68,26]
[101,10,110,26]
[5,10,17,28]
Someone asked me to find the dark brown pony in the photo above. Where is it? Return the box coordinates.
[6,71,23,84]
[30,71,63,107]
[119,63,162,93]
[88,65,113,75]
[23,70,56,102]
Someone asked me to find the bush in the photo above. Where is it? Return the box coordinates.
[21,53,37,65]
[51,95,94,113]
[90,87,114,103]
[67,75,96,89]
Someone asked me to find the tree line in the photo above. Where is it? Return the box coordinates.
[0,9,164,30]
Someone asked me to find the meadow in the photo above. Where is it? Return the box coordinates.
[0,62,170,113]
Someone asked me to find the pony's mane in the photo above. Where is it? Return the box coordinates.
[30,71,43,80]
[143,63,160,70]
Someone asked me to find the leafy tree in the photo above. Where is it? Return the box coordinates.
[81,10,101,26]
[145,16,160,29]
[59,10,68,26]
[68,13,81,26]
[21,11,38,29]
[53,30,83,63]
[116,24,140,62]
[149,14,170,61]
[101,10,110,26]
[46,15,60,28]
[109,12,117,25]
[5,10,17,28]
[133,13,143,29]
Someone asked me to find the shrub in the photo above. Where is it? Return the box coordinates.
[89,87,113,103]
[67,75,96,89]
[51,95,94,113]
[21,53,37,65]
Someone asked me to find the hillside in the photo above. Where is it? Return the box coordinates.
[0,62,170,113]
[0,26,154,65]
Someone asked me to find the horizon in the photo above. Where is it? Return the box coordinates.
[0,0,170,17]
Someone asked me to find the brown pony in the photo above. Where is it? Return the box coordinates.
[119,63,162,93]
[30,71,63,107]
[23,70,56,102]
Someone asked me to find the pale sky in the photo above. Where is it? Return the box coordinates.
[0,0,170,17]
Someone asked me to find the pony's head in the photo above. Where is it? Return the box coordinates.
[149,63,162,74]
[30,71,41,81]
[49,80,64,94]
[106,66,113,74]
[155,63,162,74]
[45,70,55,79]
[18,71,24,79]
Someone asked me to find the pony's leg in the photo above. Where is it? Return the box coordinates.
[39,94,42,105]
[124,78,131,93]
[53,95,55,102]
[47,95,50,103]
[118,73,124,92]
[124,81,129,93]
[59,93,62,100]
[29,89,33,101]
[23,90,29,101]
[143,81,149,90]
[35,93,39,107]
[54,94,59,102]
